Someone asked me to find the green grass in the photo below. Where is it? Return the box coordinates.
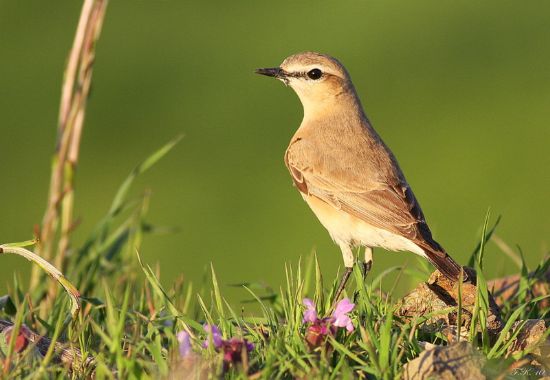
[2,1,550,295]
[0,143,548,379]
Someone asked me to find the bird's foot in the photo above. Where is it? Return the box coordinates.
[362,260,372,279]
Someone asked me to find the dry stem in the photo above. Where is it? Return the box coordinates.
[31,0,108,301]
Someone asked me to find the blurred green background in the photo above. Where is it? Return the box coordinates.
[1,1,549,299]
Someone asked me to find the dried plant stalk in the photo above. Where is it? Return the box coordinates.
[31,0,108,294]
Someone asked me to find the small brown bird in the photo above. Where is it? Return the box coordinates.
[256,52,465,299]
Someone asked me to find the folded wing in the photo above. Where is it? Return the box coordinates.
[285,136,464,281]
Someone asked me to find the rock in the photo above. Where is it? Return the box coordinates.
[506,319,550,374]
[402,342,485,380]
[397,268,503,338]
[488,266,550,309]
[397,281,450,332]
[507,319,547,356]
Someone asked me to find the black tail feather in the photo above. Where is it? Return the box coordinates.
[423,247,466,282]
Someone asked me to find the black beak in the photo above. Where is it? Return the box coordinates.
[255,67,283,78]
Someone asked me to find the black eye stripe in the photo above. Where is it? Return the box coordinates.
[283,69,329,79]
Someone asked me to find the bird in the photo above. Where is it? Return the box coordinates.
[256,52,466,300]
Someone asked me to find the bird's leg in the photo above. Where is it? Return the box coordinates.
[334,267,353,301]
[334,244,354,301]
[362,247,373,279]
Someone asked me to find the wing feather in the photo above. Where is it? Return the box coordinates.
[284,136,431,244]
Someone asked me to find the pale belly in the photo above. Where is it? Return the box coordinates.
[302,193,426,257]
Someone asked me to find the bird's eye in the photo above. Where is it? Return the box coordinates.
[307,68,322,80]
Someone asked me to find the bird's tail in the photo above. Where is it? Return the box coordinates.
[422,246,467,282]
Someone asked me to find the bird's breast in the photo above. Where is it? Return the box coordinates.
[301,193,425,256]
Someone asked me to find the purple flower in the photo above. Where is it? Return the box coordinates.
[202,324,254,368]
[302,298,355,331]
[177,324,254,369]
[177,330,192,358]
[332,298,355,332]
[303,298,318,323]
[221,337,255,365]
[301,298,355,348]
[203,324,223,349]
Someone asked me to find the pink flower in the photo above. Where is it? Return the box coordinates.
[302,298,355,331]
[302,298,318,323]
[301,298,355,348]
[332,298,355,332]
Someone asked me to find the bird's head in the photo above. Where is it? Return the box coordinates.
[256,52,358,115]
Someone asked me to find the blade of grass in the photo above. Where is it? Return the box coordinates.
[328,336,368,366]
[210,264,229,333]
[456,268,464,342]
[516,247,530,307]
[0,243,80,318]
[136,251,201,331]
[109,135,182,218]
[378,311,394,375]
[467,211,501,268]
[469,211,492,345]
